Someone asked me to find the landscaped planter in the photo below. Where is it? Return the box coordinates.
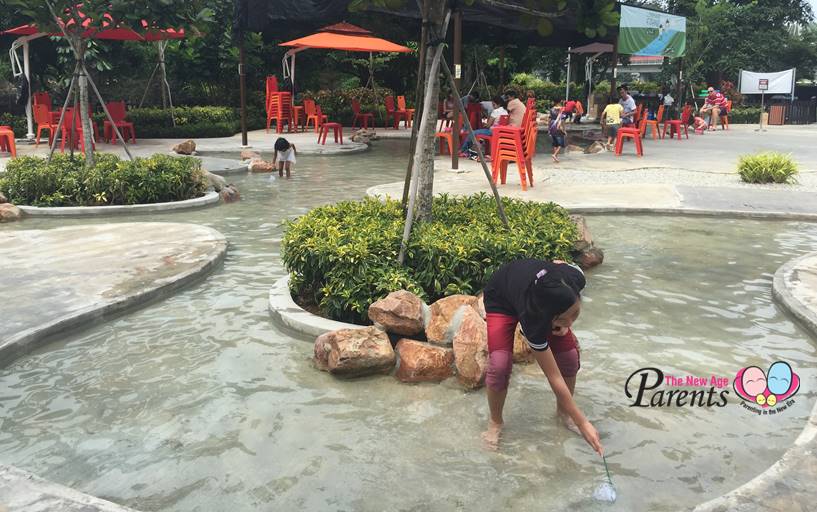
[16,191,221,217]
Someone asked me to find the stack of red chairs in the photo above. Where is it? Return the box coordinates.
[385,96,408,129]
[490,108,537,191]
[266,76,295,133]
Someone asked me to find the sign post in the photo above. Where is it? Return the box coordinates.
[758,78,768,131]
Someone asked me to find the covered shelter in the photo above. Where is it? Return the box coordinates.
[567,42,614,118]
[279,22,411,93]
[3,18,185,140]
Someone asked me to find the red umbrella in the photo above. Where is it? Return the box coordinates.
[1,14,183,41]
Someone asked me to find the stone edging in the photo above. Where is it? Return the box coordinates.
[693,252,817,511]
[0,464,138,512]
[16,191,221,217]
[268,275,356,337]
[0,227,227,366]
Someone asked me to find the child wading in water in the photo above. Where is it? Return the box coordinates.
[273,137,297,178]
[549,101,566,162]
[481,259,603,455]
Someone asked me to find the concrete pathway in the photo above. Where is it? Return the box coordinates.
[0,223,227,364]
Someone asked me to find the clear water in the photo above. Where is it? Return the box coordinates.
[1,140,816,512]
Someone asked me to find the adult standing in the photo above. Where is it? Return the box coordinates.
[618,86,636,126]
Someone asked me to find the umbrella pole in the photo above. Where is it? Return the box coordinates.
[47,61,79,163]
[83,61,134,161]
[139,63,161,108]
[441,54,508,229]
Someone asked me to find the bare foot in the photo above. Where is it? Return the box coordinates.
[481,421,503,450]
[552,154,560,163]
[559,412,582,436]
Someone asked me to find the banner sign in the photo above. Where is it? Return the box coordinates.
[619,6,686,58]
[739,69,795,95]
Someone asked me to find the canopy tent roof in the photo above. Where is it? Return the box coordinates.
[280,22,411,53]
[570,42,614,54]
[2,16,185,41]
[237,0,616,48]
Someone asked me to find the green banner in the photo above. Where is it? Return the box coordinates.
[619,6,686,58]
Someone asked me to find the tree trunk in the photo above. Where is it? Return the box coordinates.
[414,2,449,222]
[74,38,95,168]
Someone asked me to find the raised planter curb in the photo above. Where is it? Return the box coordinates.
[17,190,220,217]
[693,252,817,512]
[0,224,227,366]
[268,275,359,338]
[0,464,138,512]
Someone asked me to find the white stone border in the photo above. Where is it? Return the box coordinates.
[268,275,357,337]
[17,190,220,217]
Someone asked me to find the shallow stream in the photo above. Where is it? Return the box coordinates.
[1,140,816,511]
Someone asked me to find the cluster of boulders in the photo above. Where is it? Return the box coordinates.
[203,170,240,203]
[172,139,197,155]
[0,192,22,223]
[350,128,379,144]
[239,149,276,173]
[311,216,603,387]
[313,291,540,389]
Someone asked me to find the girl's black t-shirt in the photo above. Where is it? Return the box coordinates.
[483,259,585,350]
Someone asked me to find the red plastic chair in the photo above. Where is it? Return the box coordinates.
[61,108,96,153]
[33,103,57,147]
[385,96,408,129]
[103,101,136,144]
[466,102,482,130]
[640,105,664,140]
[434,113,467,155]
[0,126,16,157]
[615,126,643,156]
[351,100,374,129]
[662,105,691,140]
[303,99,327,133]
[316,106,343,145]
[475,114,509,151]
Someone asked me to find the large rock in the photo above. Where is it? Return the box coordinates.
[513,325,535,364]
[452,307,488,389]
[0,191,7,203]
[395,339,454,383]
[220,184,241,203]
[567,144,584,153]
[571,215,593,251]
[368,290,425,336]
[585,141,608,154]
[426,294,480,346]
[240,149,261,161]
[575,247,605,270]
[313,326,395,377]
[172,139,196,155]
[249,159,275,173]
[203,170,227,192]
[0,203,22,223]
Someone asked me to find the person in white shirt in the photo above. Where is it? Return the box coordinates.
[459,96,508,155]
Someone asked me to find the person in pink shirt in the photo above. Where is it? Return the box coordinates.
[701,87,728,130]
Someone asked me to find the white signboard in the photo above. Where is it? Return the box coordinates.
[739,69,795,95]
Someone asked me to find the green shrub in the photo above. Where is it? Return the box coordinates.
[95,106,243,139]
[509,73,579,103]
[282,194,579,324]
[302,86,395,126]
[0,153,207,206]
[728,107,763,124]
[0,113,28,136]
[738,152,798,184]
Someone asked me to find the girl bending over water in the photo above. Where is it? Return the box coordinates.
[481,258,603,455]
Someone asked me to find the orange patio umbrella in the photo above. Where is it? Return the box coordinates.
[279,22,411,92]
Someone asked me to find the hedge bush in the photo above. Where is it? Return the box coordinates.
[93,106,263,139]
[0,153,208,206]
[728,107,763,124]
[282,194,579,324]
[738,152,798,184]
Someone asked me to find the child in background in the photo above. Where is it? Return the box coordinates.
[273,137,297,178]
[601,100,624,150]
[549,101,566,163]
[693,115,708,134]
